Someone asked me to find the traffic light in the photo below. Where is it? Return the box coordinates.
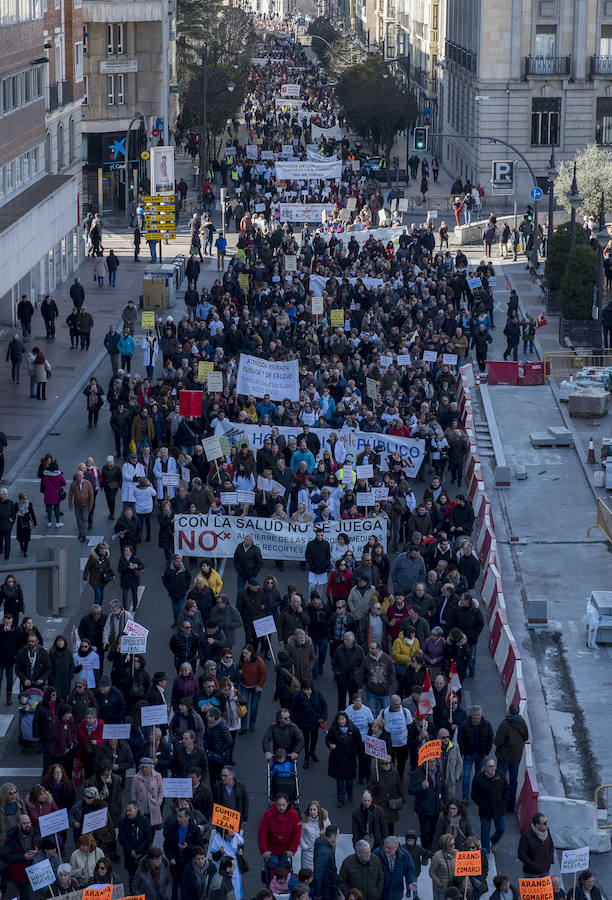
[525,204,533,221]
[392,156,399,169]
[414,127,428,151]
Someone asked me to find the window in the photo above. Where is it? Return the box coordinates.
[432,4,438,29]
[116,23,124,53]
[68,118,75,161]
[596,97,612,144]
[57,124,64,169]
[107,24,114,54]
[535,25,556,57]
[74,41,83,82]
[531,97,560,145]
[117,73,124,104]
[45,132,51,172]
[24,69,32,102]
[83,74,88,105]
[107,74,114,105]
[601,24,612,57]
[73,0,81,9]
[83,26,88,54]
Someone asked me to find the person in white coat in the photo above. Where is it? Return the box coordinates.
[121,452,145,509]
[300,801,330,869]
[141,332,159,381]
[153,446,178,500]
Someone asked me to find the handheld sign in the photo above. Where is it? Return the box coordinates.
[366,377,378,399]
[162,473,180,488]
[83,887,115,900]
[102,723,132,740]
[212,803,241,834]
[418,739,442,767]
[38,807,69,837]
[236,490,255,505]
[141,704,168,726]
[202,436,223,461]
[82,806,109,835]
[163,778,194,798]
[124,620,149,637]
[253,616,277,637]
[356,492,376,507]
[141,311,156,329]
[238,273,250,291]
[423,350,438,363]
[364,735,388,760]
[120,634,147,654]
[25,858,56,892]
[356,464,374,480]
[311,297,324,316]
[397,354,412,366]
[208,371,224,393]
[560,847,590,874]
[330,309,344,327]
[519,878,554,900]
[198,360,214,382]
[442,353,458,366]
[455,851,482,876]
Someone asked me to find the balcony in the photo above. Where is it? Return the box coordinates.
[45,79,72,112]
[591,56,612,77]
[524,55,571,76]
[445,39,477,73]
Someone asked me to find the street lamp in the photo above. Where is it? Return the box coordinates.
[546,146,557,251]
[596,191,609,322]
[568,161,582,250]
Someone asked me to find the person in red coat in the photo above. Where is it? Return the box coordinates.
[76,707,105,778]
[257,794,301,873]
[326,561,353,605]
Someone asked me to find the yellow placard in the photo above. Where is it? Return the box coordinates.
[198,361,214,382]
[330,309,344,327]
[141,311,156,329]
[238,273,250,291]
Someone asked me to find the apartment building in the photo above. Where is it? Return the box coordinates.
[0,0,81,325]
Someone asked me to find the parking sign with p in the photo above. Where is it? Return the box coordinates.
[492,160,514,191]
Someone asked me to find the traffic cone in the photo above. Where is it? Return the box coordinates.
[475,372,481,387]
[587,437,596,463]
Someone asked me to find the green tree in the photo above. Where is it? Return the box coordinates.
[559,243,598,319]
[545,220,588,291]
[307,17,341,61]
[325,36,366,79]
[336,56,418,183]
[554,144,612,218]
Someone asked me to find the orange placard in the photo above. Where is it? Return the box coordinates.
[519,878,554,900]
[455,851,482,876]
[121,897,145,900]
[418,739,442,767]
[212,803,241,833]
[83,887,114,900]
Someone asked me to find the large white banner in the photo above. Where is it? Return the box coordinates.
[276,159,342,182]
[236,354,299,401]
[309,274,385,294]
[281,83,301,97]
[311,122,342,141]
[174,514,387,559]
[279,203,330,222]
[315,225,405,245]
[224,423,425,476]
[275,98,305,109]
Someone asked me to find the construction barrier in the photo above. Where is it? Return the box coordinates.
[518,361,547,386]
[485,360,519,385]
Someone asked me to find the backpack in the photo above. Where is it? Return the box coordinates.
[280,666,300,695]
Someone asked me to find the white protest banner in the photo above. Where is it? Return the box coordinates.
[162,473,180,487]
[311,122,342,141]
[174,515,387,560]
[255,202,267,212]
[261,150,274,161]
[274,98,305,109]
[379,355,393,368]
[245,144,259,160]
[220,492,239,506]
[314,226,403,246]
[423,350,438,363]
[468,276,482,290]
[279,203,330,222]
[163,778,194,798]
[366,377,378,399]
[364,735,388,760]
[141,704,168,727]
[560,847,590,874]
[356,464,374,480]
[225,423,426,475]
[397,354,412,366]
[102,722,132,740]
[253,615,278,637]
[309,274,385,294]
[124,620,149,637]
[311,296,324,316]
[281,83,301,97]
[236,354,299,401]
[251,57,270,65]
[442,354,458,366]
[285,255,297,272]
[208,371,224,393]
[120,634,148,654]
[236,491,256,505]
[275,159,342,182]
[427,210,438,219]
[26,859,56,891]
[202,436,223,461]
[82,806,108,835]
[39,807,69,837]
[356,492,376,507]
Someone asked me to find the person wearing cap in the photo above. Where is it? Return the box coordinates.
[305,527,331,600]
[279,594,310,647]
[130,757,164,827]
[94,675,126,724]
[146,671,169,708]
[233,534,263,592]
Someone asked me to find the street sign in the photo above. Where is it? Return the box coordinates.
[530,186,543,201]
[491,160,514,192]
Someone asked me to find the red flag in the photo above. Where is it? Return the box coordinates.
[445,661,462,706]
[418,670,436,718]
[536,312,547,328]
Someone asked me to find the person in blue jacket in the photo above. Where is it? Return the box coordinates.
[374,835,418,900]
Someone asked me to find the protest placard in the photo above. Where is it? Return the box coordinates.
[141,311,156,329]
[346,197,357,211]
[236,491,256,505]
[208,371,224,393]
[83,886,115,900]
[442,354,458,366]
[238,273,250,291]
[141,704,168,726]
[181,465,191,483]
[161,473,180,487]
[26,859,56,891]
[120,634,148,654]
[519,877,554,900]
[236,354,299,401]
[356,493,376,507]
[220,492,238,506]
[285,255,297,272]
[372,486,389,501]
[212,804,241,833]
[124,620,149,637]
[102,723,132,740]
[39,807,69,837]
[397,354,412,366]
[202,436,223,461]
[364,735,388,760]
[330,309,344,327]
[423,350,438,363]
[178,390,202,417]
[379,355,393,368]
[467,276,482,290]
[560,847,590,874]
[355,464,374,480]
[311,297,324,316]
[198,361,214,382]
[253,616,277,637]
[163,778,194,798]
[82,806,108,835]
[455,851,482,876]
[418,739,442,767]
[366,377,378,399]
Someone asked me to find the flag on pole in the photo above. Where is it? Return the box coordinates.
[536,312,547,328]
[445,660,462,706]
[418,670,436,718]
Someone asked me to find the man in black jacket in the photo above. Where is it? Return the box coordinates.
[118,802,152,888]
[0,490,16,561]
[163,807,202,900]
[237,579,266,650]
[212,765,249,823]
[332,631,363,710]
[458,704,493,801]
[94,675,126,723]
[162,554,191,625]
[69,278,85,312]
[233,534,262,591]
[447,594,484,678]
[314,826,339,900]
[351,790,388,848]
[172,730,209,782]
[470,757,509,853]
[305,527,331,600]
[262,708,305,760]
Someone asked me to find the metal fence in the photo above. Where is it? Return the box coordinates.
[542,349,612,379]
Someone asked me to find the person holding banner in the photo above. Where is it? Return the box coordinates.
[408,756,444,853]
[429,833,458,900]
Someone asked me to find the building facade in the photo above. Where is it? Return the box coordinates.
[0,0,81,325]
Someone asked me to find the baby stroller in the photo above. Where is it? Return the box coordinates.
[18,686,43,753]
[267,760,300,811]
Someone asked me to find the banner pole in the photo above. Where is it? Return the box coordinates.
[266,634,276,666]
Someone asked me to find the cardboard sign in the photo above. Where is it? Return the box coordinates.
[346,197,357,211]
[198,361,214,382]
[83,887,114,900]
[418,739,442,767]
[356,464,374,480]
[397,354,412,366]
[427,210,438,219]
[162,777,194,798]
[141,311,156,329]
[356,492,376,507]
[519,878,554,900]
[179,390,202,417]
[208,371,224,393]
[82,806,108,835]
[124,620,149,638]
[238,273,250,291]
[26,858,56,891]
[181,465,191,483]
[311,296,324,316]
[212,803,241,834]
[364,734,388,760]
[220,492,238,506]
[455,851,482,876]
[442,353,458,366]
[379,355,393,368]
[236,490,255,505]
[162,473,180,487]
[141,704,168,726]
[560,846,590,874]
[102,722,132,740]
[120,634,148,654]
[253,615,277,637]
[422,350,438,363]
[39,807,69,837]
[330,309,344,327]
[366,377,378,399]
[202,436,223,461]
